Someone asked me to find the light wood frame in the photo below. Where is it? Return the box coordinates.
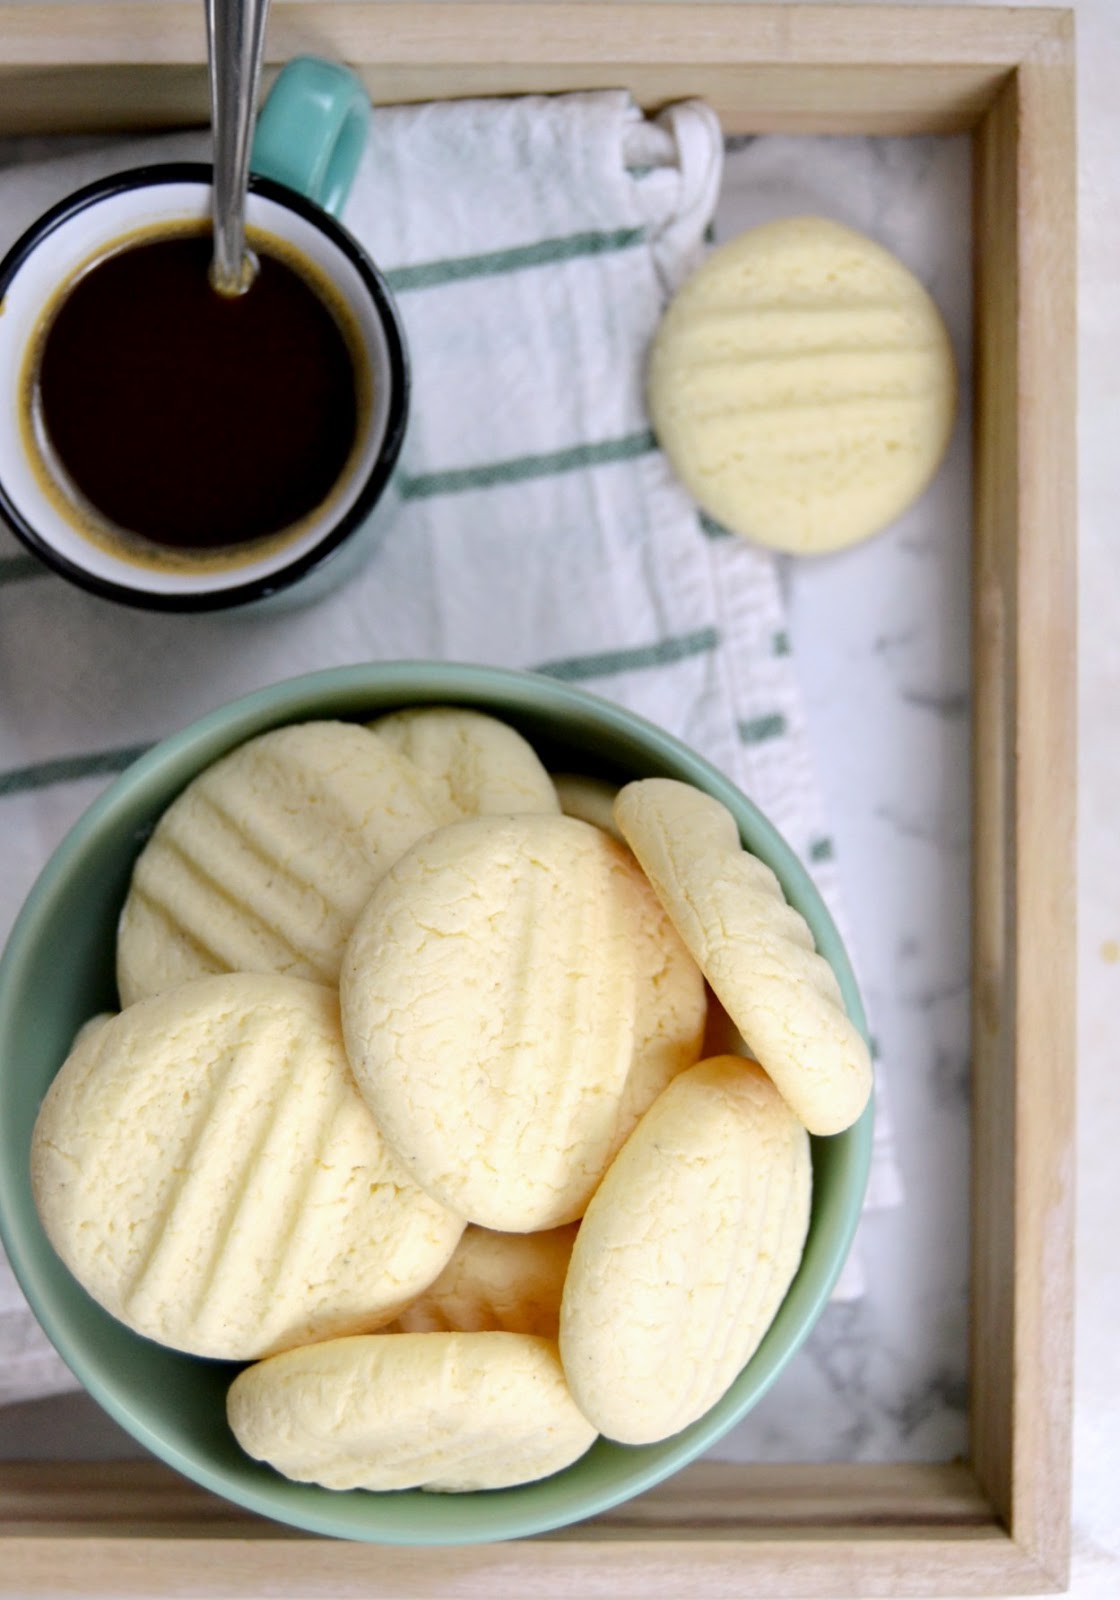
[0,5,1076,1595]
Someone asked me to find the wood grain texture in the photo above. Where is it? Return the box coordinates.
[0,3,1073,135]
[0,3,1078,1595]
[0,1462,1048,1600]
[970,23,1077,1594]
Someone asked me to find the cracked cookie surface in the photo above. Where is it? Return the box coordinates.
[614,778,871,1135]
[382,1224,578,1338]
[648,215,957,553]
[31,973,463,1359]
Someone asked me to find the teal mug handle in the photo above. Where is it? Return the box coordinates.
[250,56,371,218]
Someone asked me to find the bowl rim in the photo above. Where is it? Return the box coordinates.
[0,660,873,1544]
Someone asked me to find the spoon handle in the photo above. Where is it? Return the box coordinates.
[206,0,271,294]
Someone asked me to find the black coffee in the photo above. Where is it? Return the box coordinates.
[33,228,361,551]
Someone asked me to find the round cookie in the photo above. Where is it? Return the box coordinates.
[227,1330,597,1491]
[614,779,871,1135]
[342,813,698,1231]
[559,1056,811,1444]
[552,772,622,840]
[368,707,559,816]
[116,720,457,1005]
[383,1224,579,1337]
[31,974,463,1359]
[648,215,957,553]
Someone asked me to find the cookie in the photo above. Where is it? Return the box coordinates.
[383,1224,578,1337]
[31,974,463,1359]
[68,1012,114,1052]
[616,859,707,1148]
[342,813,698,1230]
[116,720,456,1005]
[369,707,559,816]
[227,1330,597,1491]
[614,778,871,1135]
[550,784,708,1135]
[559,1056,811,1444]
[648,215,957,553]
[552,772,622,840]
[550,770,710,1139]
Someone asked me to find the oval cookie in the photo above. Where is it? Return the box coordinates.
[227,1330,597,1491]
[648,215,957,553]
[342,814,660,1230]
[549,783,707,1132]
[383,1224,578,1337]
[614,778,871,1135]
[369,707,559,816]
[31,974,463,1359]
[116,720,456,1005]
[559,1056,811,1444]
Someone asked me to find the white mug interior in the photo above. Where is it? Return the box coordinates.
[0,176,396,600]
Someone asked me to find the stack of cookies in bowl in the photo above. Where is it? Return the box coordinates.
[13,668,872,1527]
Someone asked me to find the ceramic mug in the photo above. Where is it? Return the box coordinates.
[0,58,409,612]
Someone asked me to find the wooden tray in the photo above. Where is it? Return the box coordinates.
[0,5,1076,1596]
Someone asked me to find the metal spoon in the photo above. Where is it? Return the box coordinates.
[205,0,271,295]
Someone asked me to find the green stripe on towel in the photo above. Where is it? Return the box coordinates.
[398,430,657,500]
[697,512,734,540]
[738,712,788,745]
[0,743,152,799]
[535,626,719,683]
[385,227,645,292]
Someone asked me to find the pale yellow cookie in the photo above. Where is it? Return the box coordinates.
[369,707,559,816]
[227,1330,597,1491]
[342,814,698,1230]
[552,772,622,840]
[383,1224,578,1337]
[559,1056,811,1444]
[68,1012,114,1052]
[551,779,708,1134]
[648,215,957,553]
[614,779,871,1135]
[701,988,749,1060]
[116,720,457,1005]
[31,974,463,1360]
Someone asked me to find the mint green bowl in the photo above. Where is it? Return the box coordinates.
[0,662,871,1544]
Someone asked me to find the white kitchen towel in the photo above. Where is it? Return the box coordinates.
[0,92,898,1403]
